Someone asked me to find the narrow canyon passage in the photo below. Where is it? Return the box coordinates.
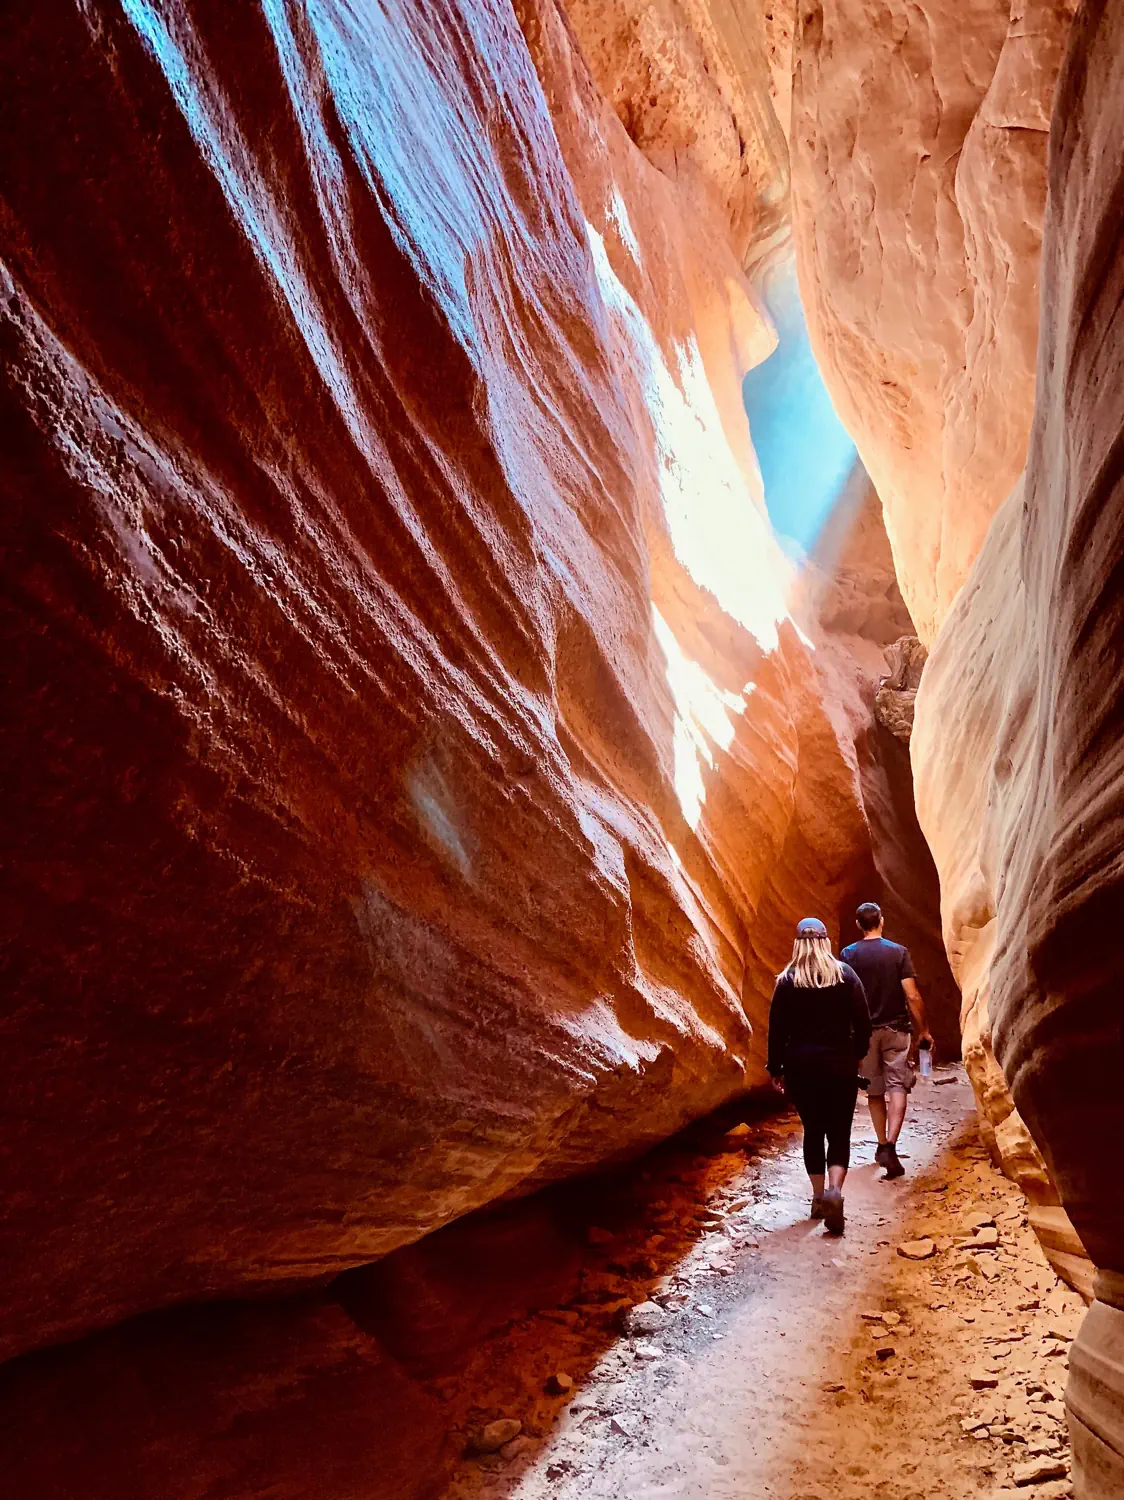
[4,0,1124,1494]
[433,1070,1083,1500]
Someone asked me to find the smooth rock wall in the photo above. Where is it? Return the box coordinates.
[786,0,1076,641]
[0,0,897,1366]
[914,0,1124,1482]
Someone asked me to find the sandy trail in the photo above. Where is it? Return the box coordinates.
[438,1066,1083,1500]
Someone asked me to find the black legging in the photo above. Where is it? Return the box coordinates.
[783,1068,860,1175]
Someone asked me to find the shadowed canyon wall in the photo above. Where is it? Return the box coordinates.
[791,465,962,1060]
[0,0,953,1407]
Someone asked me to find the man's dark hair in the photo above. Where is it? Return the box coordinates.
[856,902,882,933]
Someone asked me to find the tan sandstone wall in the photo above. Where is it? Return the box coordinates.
[914,3,1124,1482]
[785,0,1076,643]
[559,0,790,269]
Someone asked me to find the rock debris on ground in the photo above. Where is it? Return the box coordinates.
[432,1067,1083,1500]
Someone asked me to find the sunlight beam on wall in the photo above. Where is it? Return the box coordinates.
[586,222,789,655]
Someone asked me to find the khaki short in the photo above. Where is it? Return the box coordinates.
[861,1026,914,1096]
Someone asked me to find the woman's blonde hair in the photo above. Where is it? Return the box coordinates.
[781,933,845,988]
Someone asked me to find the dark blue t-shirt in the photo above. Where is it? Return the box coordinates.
[840,937,914,1029]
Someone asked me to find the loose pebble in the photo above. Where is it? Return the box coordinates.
[897,1239,937,1260]
[469,1418,522,1455]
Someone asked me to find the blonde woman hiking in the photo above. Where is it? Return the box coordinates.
[766,917,873,1234]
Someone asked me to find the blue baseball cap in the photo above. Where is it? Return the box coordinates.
[796,917,829,939]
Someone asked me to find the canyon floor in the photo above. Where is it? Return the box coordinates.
[437,1067,1083,1500]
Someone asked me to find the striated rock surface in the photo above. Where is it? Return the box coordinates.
[560,0,789,267]
[913,0,1124,1482]
[873,637,927,747]
[912,494,1090,1294]
[0,0,911,1370]
[788,0,1077,640]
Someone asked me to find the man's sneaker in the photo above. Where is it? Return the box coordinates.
[810,1194,826,1220]
[882,1143,905,1179]
[822,1187,845,1235]
[874,1142,892,1168]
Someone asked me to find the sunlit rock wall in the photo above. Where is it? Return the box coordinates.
[785,0,1076,642]
[915,0,1124,1483]
[0,0,887,1367]
[559,0,789,269]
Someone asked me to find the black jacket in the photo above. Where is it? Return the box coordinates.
[766,963,872,1079]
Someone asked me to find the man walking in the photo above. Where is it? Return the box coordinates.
[841,903,933,1179]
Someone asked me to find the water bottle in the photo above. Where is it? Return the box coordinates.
[918,1039,933,1079]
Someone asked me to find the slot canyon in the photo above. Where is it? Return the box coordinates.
[0,0,1121,1495]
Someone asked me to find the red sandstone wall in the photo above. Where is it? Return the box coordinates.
[0,0,906,1365]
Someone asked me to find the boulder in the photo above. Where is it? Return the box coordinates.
[621,1302,667,1338]
[897,1241,937,1262]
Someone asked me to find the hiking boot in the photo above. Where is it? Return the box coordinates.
[822,1187,845,1235]
[882,1143,905,1179]
[810,1194,826,1220]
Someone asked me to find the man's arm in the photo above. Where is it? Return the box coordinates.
[902,977,934,1064]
